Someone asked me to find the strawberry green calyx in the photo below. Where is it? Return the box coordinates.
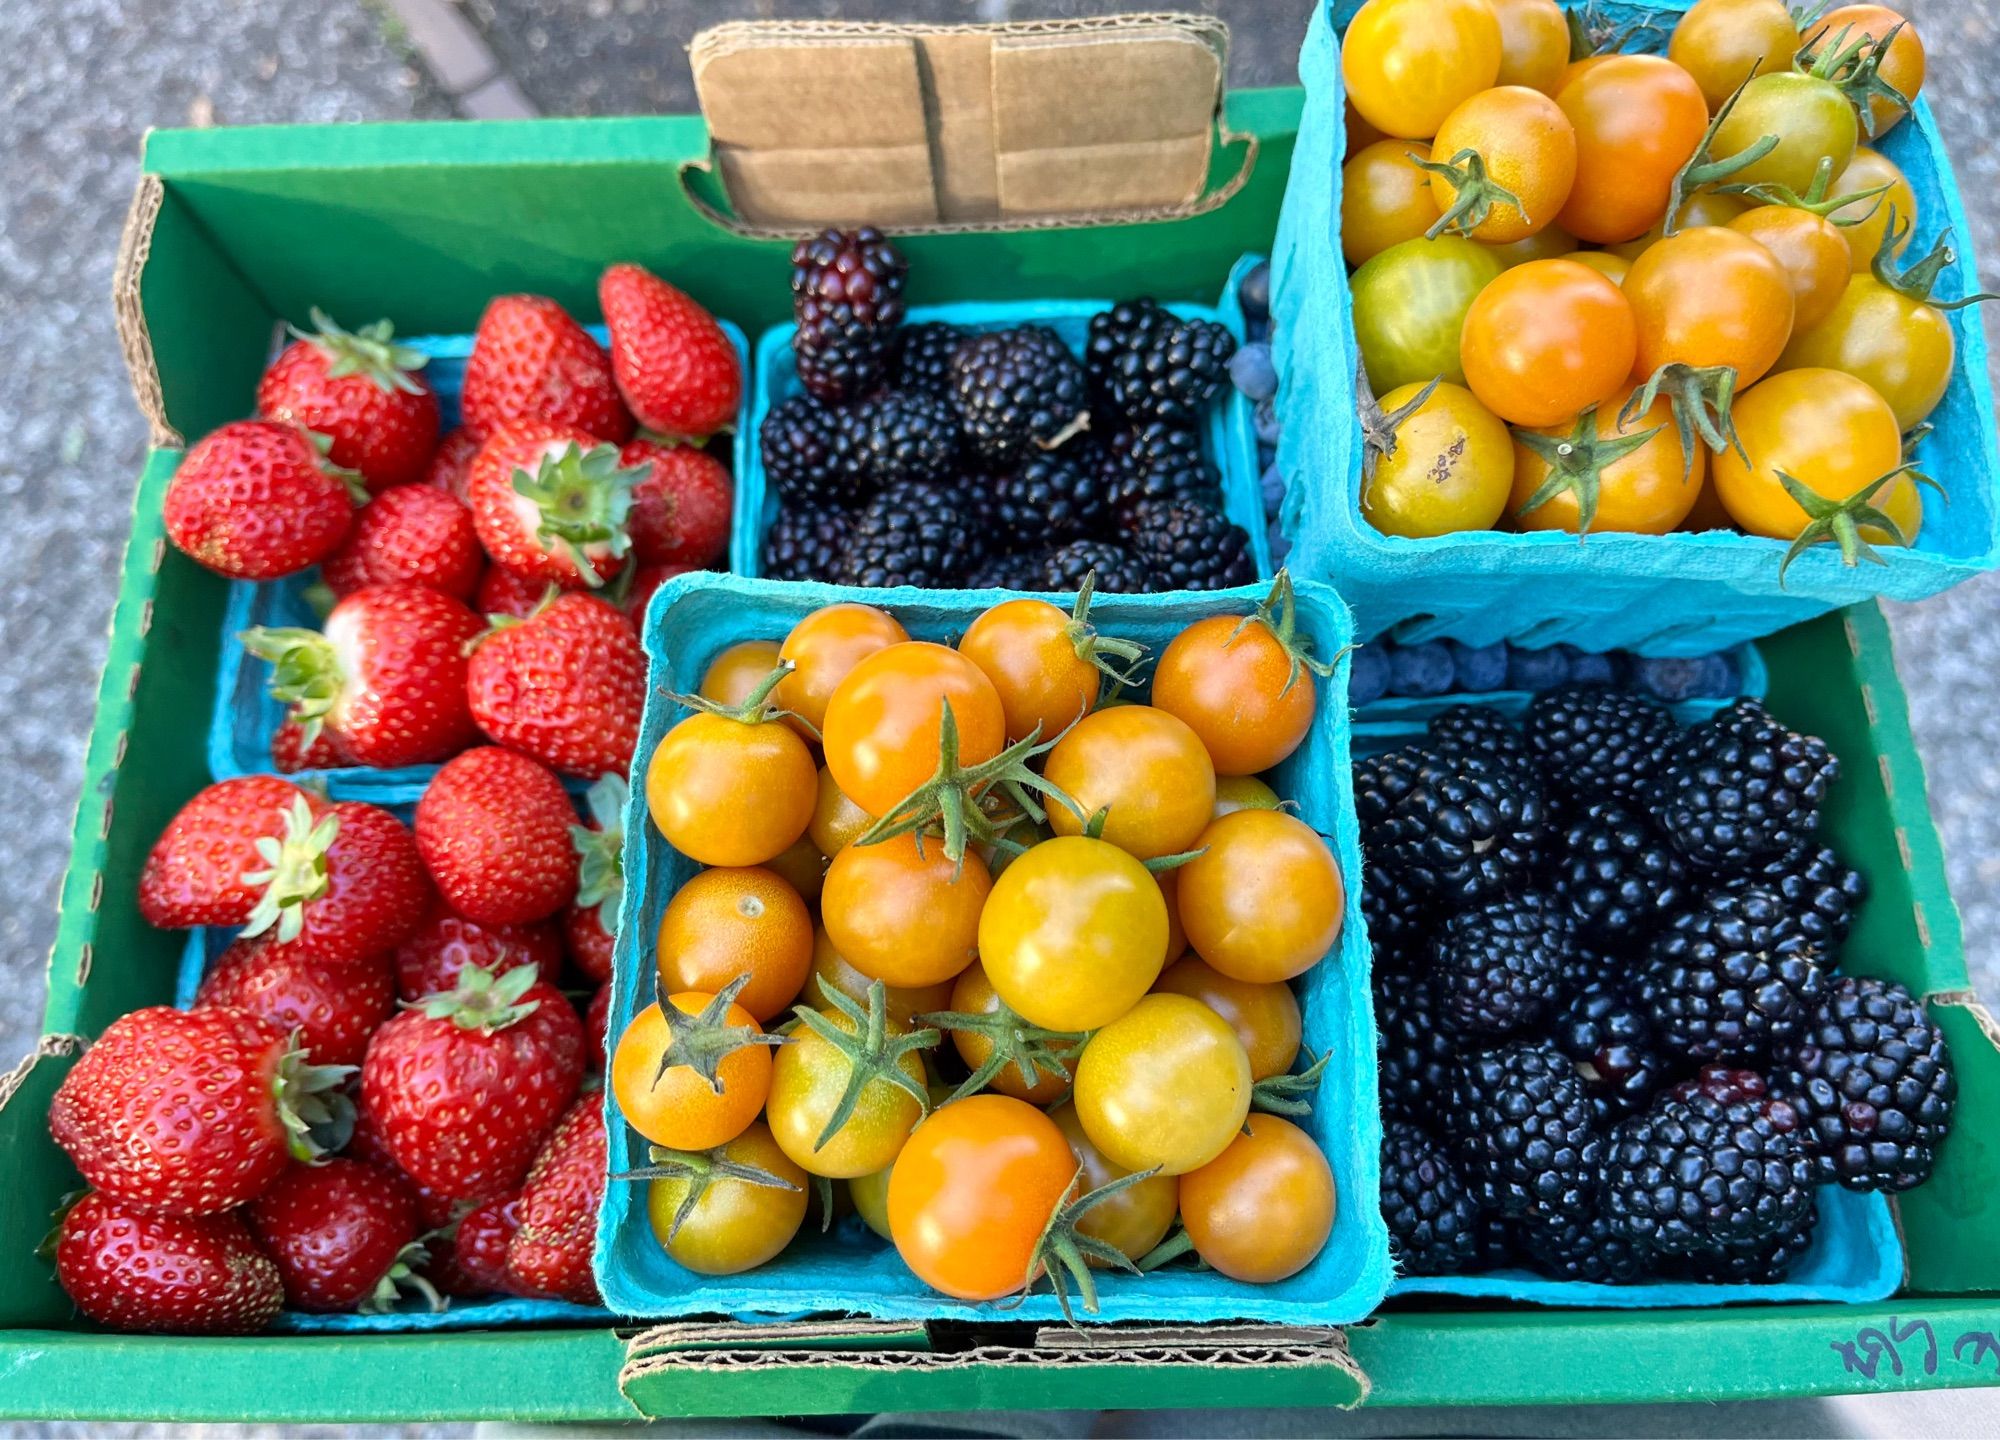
[914,1001,1084,1106]
[1517,404,1670,534]
[1410,148,1527,242]
[510,442,645,589]
[1232,571,1340,699]
[1622,362,1744,476]
[295,308,430,396]
[1870,212,2000,311]
[1776,463,1944,584]
[1251,1049,1334,1118]
[1796,21,1912,140]
[653,974,789,1095]
[1063,574,1148,690]
[1021,1166,1161,1325]
[36,1190,86,1263]
[791,981,938,1154]
[616,1143,802,1242]
[1664,74,1780,239]
[272,1042,359,1162]
[240,626,346,749]
[570,774,629,917]
[241,796,339,943]
[417,962,544,1034]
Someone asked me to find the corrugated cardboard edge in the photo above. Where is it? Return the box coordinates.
[0,1035,83,1113]
[113,171,181,450]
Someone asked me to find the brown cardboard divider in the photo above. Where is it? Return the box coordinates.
[114,173,179,450]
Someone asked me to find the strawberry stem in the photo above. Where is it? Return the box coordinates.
[272,1041,357,1162]
[569,774,628,917]
[415,962,544,1033]
[510,441,645,589]
[239,627,345,750]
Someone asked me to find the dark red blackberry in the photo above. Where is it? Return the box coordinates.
[1429,891,1573,1038]
[1551,800,1691,942]
[1776,975,1956,1194]
[853,391,959,487]
[760,394,867,505]
[892,321,968,398]
[1552,980,1671,1122]
[761,502,851,582]
[1602,1089,1814,1256]
[1375,976,1459,1119]
[992,449,1111,542]
[1381,753,1551,907]
[1449,1041,1605,1220]
[1123,498,1256,591]
[1526,686,1680,805]
[1036,539,1152,594]
[1638,884,1830,1064]
[1672,1204,1818,1284]
[963,548,1044,591]
[1104,448,1225,526]
[1381,1119,1483,1276]
[1085,298,1237,423]
[837,481,980,588]
[1744,844,1868,949]
[790,227,907,403]
[1647,699,1839,869]
[1666,1065,1790,1115]
[1520,1209,1654,1285]
[950,326,1090,466]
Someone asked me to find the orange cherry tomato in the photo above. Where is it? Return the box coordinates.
[1044,705,1216,861]
[612,994,772,1151]
[1460,259,1638,427]
[1152,603,1322,776]
[957,597,1106,745]
[1809,5,1925,137]
[646,1121,808,1276]
[1511,383,1705,536]
[848,1165,894,1242]
[1343,140,1443,268]
[1177,810,1345,984]
[1073,994,1252,1176]
[1626,226,1797,387]
[1828,148,1918,273]
[647,704,816,868]
[801,925,953,1030]
[1669,0,1801,112]
[1487,0,1571,94]
[1152,955,1302,1082]
[1345,99,1386,159]
[762,833,825,907]
[1556,56,1710,245]
[1728,206,1855,332]
[1342,0,1504,141]
[656,866,813,1024]
[822,642,1006,818]
[700,640,784,707]
[821,832,989,989]
[1156,867,1188,965]
[1050,1102,1179,1265]
[1427,86,1578,244]
[1711,368,1905,540]
[776,602,909,738]
[1180,1115,1337,1283]
[807,766,872,856]
[944,960,1077,1106]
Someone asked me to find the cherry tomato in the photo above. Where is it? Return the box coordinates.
[802,925,954,1030]
[1050,1103,1179,1265]
[1461,259,1638,426]
[656,866,813,1024]
[764,833,825,907]
[1569,250,1631,286]
[808,766,872,856]
[1511,383,1705,536]
[944,960,1077,1106]
[958,597,1103,744]
[767,1003,930,1179]
[1711,368,1904,539]
[1712,71,1858,196]
[822,832,988,989]
[848,1165,894,1242]
[1342,0,1503,140]
[776,602,908,738]
[1626,226,1797,387]
[1669,0,1802,112]
[700,640,783,707]
[613,993,772,1151]
[1074,994,1252,1176]
[1360,380,1513,539]
[823,642,1006,818]
[1156,867,1189,965]
[1343,140,1442,267]
[1828,148,1918,273]
[1043,706,1216,861]
[646,1121,808,1276]
[887,1095,1077,1302]
[1728,206,1855,332]
[1487,0,1570,94]
[1557,56,1710,244]
[979,836,1168,1032]
[1351,236,1505,395]
[1213,774,1282,817]
[1153,603,1323,775]
[1152,955,1302,1082]
[1682,471,1742,532]
[1481,227,1579,268]
[1809,5,1925,138]
[1179,1115,1336,1283]
[1778,273,1956,430]
[1427,86,1578,244]
[647,703,815,868]
[1178,810,1345,984]
[1345,99,1386,159]
[1605,191,1750,265]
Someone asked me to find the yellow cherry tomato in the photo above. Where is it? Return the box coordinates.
[1360,381,1514,539]
[1074,994,1252,1176]
[646,1122,808,1276]
[1343,140,1443,268]
[1710,368,1905,540]
[1427,86,1578,245]
[1213,774,1282,817]
[1343,0,1504,140]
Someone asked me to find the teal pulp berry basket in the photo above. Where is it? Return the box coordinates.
[208,319,751,803]
[1270,0,2000,657]
[595,570,1389,1326]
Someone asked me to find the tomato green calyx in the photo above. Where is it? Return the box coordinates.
[1513,405,1666,537]
[415,961,544,1034]
[1410,148,1529,242]
[616,1142,803,1243]
[1776,462,1943,583]
[667,660,817,736]
[1016,1165,1158,1326]
[570,774,628,919]
[652,973,790,1097]
[1251,1049,1333,1119]
[1358,373,1443,482]
[362,1240,445,1315]
[1726,154,1891,224]
[1228,571,1339,701]
[1063,574,1149,690]
[1135,1225,1200,1274]
[241,796,339,943]
[1565,3,1661,59]
[790,980,938,1154]
[1797,21,1913,140]
[812,1174,835,1234]
[240,627,347,751]
[272,1041,358,1162]
[914,1003,1085,1106]
[509,441,644,589]
[1141,847,1208,875]
[1624,361,1747,472]
[1870,212,2000,311]
[1664,73,1781,239]
[293,307,430,396]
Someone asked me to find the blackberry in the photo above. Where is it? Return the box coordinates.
[1106,419,1204,477]
[1602,1089,1814,1256]
[1744,844,1867,949]
[1085,298,1237,423]
[992,449,1111,543]
[1520,1209,1653,1285]
[1551,800,1691,942]
[1123,499,1256,591]
[1525,686,1680,805]
[1381,1120,1483,1276]
[1105,448,1225,525]
[1449,1041,1604,1220]
[1036,538,1152,595]
[1666,1065,1791,1115]
[760,395,867,506]
[1375,977,1459,1119]
[1354,746,1432,837]
[761,503,851,582]
[950,326,1090,466]
[1673,1205,1818,1285]
[1429,892,1573,1038]
[1362,861,1433,966]
[1466,1212,1524,1272]
[790,227,907,403]
[1648,699,1839,869]
[1381,754,1550,907]
[837,481,980,588]
[1776,975,1956,1193]
[1552,981,1671,1122]
[852,391,959,487]
[1428,706,1537,780]
[892,321,967,398]
[962,548,1043,591]
[1638,884,1829,1064]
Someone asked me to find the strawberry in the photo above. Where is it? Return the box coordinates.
[241,583,485,767]
[393,900,564,1004]
[428,1192,525,1298]
[346,1101,460,1229]
[247,1159,435,1313]
[466,594,645,778]
[256,309,441,493]
[138,776,319,930]
[164,420,358,580]
[460,294,632,444]
[424,425,483,502]
[467,422,648,591]
[360,963,586,1202]
[52,1192,283,1334]
[415,748,579,926]
[475,563,556,622]
[322,486,484,600]
[622,563,692,625]
[505,1097,606,1305]
[621,438,732,568]
[238,797,434,964]
[599,263,741,441]
[49,1006,350,1216]
[272,715,352,773]
[581,984,610,1064]
[562,774,627,986]
[195,936,397,1069]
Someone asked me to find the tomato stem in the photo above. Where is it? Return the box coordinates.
[1663,72,1780,239]
[1062,573,1149,689]
[789,980,938,1154]
[1870,210,2000,311]
[1014,1165,1160,1327]
[614,1142,803,1242]
[664,659,818,737]
[1408,147,1529,242]
[1624,361,1745,472]
[1723,154,1891,224]
[913,1003,1085,1106]
[1135,1225,1198,1274]
[1228,571,1340,701]
[1357,373,1442,482]
[1796,19,1914,140]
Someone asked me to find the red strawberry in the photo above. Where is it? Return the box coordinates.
[164,420,358,580]
[621,438,732,568]
[242,583,485,768]
[247,1159,434,1313]
[476,563,556,622]
[322,486,483,600]
[393,900,564,1004]
[562,775,627,986]
[272,716,352,773]
[622,563,692,625]
[466,594,645,778]
[415,748,579,926]
[53,1192,283,1334]
[460,294,632,444]
[599,264,741,441]
[195,936,397,1069]
[346,1102,460,1229]
[429,1192,525,1298]
[467,423,648,591]
[424,425,483,502]
[505,1097,605,1305]
[49,1006,350,1216]
[256,310,441,493]
[360,963,586,1202]
[238,797,434,965]
[138,776,320,930]
[581,984,610,1062]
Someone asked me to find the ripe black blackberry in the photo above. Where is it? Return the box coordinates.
[1449,1041,1605,1220]
[1648,699,1839,870]
[1776,975,1956,1193]
[1525,686,1680,805]
[1381,1120,1483,1276]
[1381,753,1551,907]
[1429,891,1573,1038]
[1638,884,1830,1064]
[791,227,907,403]
[950,326,1090,466]
[1427,706,1547,804]
[962,548,1043,591]
[1519,1209,1653,1285]
[1745,844,1868,949]
[1085,298,1237,423]
[1673,1206,1818,1285]
[761,502,851,583]
[1123,498,1256,591]
[1362,862,1433,967]
[1375,976,1459,1119]
[852,391,959,487]
[1355,746,1433,836]
[760,394,868,506]
[1036,538,1153,595]
[1105,418,1205,478]
[992,449,1111,543]
[1602,1089,1814,1256]
[1550,800,1691,942]
[1104,448,1225,526]
[837,481,980,589]
[891,321,967,398]
[1551,980,1671,1123]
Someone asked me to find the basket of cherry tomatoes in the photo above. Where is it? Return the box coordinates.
[590,569,1391,1325]
[1270,0,1999,656]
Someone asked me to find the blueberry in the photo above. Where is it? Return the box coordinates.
[1388,642,1456,697]
[1259,463,1286,518]
[1228,341,1278,402]
[1254,397,1282,446]
[1349,644,1390,707]
[1506,644,1572,691]
[1563,647,1618,687]
[1239,261,1271,321]
[1267,522,1293,565]
[1447,641,1509,694]
[1258,441,1278,471]
[1632,652,1739,702]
